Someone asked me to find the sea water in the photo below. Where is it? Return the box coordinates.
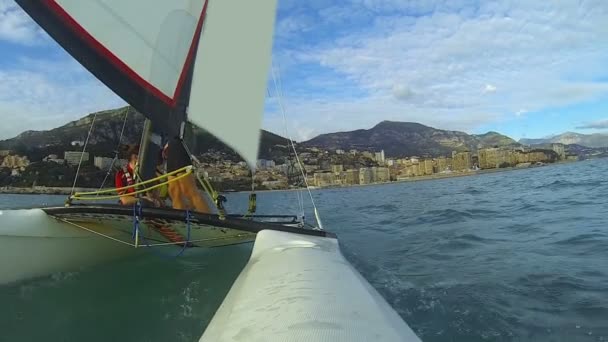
[0,158,607,341]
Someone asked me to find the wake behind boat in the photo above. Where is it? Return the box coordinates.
[9,0,423,340]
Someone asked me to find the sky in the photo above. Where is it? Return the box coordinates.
[1,0,608,142]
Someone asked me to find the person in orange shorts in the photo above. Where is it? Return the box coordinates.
[163,138,211,213]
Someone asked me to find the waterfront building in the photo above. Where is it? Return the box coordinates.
[64,151,89,166]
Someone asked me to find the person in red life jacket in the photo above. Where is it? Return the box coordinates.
[115,144,140,206]
[164,138,211,213]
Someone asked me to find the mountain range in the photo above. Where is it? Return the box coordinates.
[0,107,290,161]
[1,107,606,161]
[519,132,608,148]
[302,121,518,157]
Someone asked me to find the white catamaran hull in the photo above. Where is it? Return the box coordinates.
[0,208,138,285]
[200,230,421,342]
[0,206,261,285]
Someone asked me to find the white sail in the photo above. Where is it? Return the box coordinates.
[188,0,278,169]
[16,0,278,168]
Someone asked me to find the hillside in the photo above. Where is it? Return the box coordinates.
[519,132,608,148]
[474,131,518,147]
[302,121,518,157]
[0,106,291,161]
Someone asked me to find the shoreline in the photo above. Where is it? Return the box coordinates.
[246,160,577,193]
[0,160,578,196]
[0,186,100,195]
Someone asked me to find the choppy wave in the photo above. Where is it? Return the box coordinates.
[1,158,607,341]
[535,178,605,190]
[353,159,608,341]
[552,233,608,245]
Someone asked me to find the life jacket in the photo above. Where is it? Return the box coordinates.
[119,164,136,194]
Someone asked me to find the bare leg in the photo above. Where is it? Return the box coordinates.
[181,173,211,213]
[119,195,138,206]
[168,175,188,210]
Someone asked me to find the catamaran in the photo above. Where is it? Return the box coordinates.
[5,0,422,340]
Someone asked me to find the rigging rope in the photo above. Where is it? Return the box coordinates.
[70,112,98,196]
[70,166,192,201]
[274,69,307,225]
[98,107,130,192]
[270,61,323,230]
[267,89,305,223]
[179,139,227,218]
[194,166,224,215]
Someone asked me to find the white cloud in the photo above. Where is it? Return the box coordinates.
[0,0,43,44]
[392,84,414,100]
[483,84,497,93]
[264,94,503,141]
[0,2,124,139]
[576,119,608,129]
[318,5,372,25]
[0,58,124,139]
[3,0,608,144]
[276,16,315,38]
[274,0,608,138]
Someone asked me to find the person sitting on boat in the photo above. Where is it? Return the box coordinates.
[114,144,139,206]
[164,137,211,213]
[114,144,162,207]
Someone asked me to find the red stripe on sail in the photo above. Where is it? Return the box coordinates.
[173,0,209,102]
[43,0,207,107]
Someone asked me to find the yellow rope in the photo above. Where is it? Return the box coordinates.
[193,171,226,218]
[196,172,218,200]
[73,165,192,197]
[71,169,192,201]
[70,159,224,217]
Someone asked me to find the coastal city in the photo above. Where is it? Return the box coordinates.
[0,141,586,192]
[197,143,576,190]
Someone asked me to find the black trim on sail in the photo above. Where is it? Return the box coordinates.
[43,204,337,239]
[14,0,207,138]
